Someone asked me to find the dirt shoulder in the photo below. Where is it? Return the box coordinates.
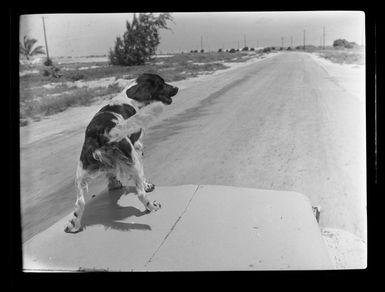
[309,52,365,103]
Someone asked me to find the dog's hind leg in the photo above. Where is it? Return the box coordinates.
[64,162,91,233]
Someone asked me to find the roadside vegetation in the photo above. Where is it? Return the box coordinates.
[20,12,269,125]
[291,38,365,65]
[21,15,363,127]
[19,36,46,61]
[315,49,364,65]
[20,50,264,125]
[109,13,173,66]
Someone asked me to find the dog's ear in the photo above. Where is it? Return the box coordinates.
[126,75,156,102]
[126,84,150,102]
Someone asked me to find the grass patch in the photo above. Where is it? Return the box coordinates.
[20,83,122,120]
[19,51,260,124]
[316,48,365,65]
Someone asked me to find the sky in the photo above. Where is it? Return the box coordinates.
[19,11,365,57]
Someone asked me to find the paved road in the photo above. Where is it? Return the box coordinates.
[20,52,366,242]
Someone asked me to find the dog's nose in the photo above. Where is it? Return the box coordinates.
[172,87,179,94]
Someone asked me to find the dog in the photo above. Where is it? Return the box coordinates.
[64,73,178,233]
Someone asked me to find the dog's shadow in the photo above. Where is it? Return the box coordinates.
[80,186,151,232]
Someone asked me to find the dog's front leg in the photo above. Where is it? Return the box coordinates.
[134,140,155,193]
[131,149,160,212]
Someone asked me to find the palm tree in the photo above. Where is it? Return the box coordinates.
[19,36,45,60]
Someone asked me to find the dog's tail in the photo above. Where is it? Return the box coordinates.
[92,148,114,168]
[107,102,165,143]
[92,144,131,168]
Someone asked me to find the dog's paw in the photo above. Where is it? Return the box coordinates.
[108,178,123,190]
[64,219,83,233]
[146,200,161,212]
[145,182,155,193]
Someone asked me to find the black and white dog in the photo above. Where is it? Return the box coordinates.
[65,73,178,233]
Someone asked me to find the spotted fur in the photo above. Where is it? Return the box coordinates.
[64,73,178,233]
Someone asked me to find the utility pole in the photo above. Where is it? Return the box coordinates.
[281,37,284,48]
[42,16,50,61]
[244,34,247,47]
[323,26,325,49]
[291,36,293,48]
[303,29,306,50]
[200,36,203,51]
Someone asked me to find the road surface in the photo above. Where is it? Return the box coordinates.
[20,52,366,243]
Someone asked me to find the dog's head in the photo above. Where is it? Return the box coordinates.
[126,73,179,105]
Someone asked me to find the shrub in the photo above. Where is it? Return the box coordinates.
[69,72,85,81]
[263,47,271,53]
[229,48,236,53]
[43,58,53,66]
[242,46,249,51]
[109,13,173,66]
[333,39,358,49]
[20,118,29,127]
[42,69,50,77]
[218,48,223,52]
[250,47,255,51]
[200,49,205,53]
[41,65,62,78]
